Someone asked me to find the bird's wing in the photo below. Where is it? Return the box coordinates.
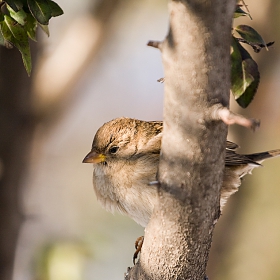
[225,149,260,166]
[225,140,280,166]
[225,140,260,166]
[226,140,239,150]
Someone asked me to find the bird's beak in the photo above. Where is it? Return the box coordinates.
[82,150,106,164]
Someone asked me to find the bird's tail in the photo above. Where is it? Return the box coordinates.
[245,149,280,163]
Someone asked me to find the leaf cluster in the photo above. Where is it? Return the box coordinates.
[231,4,274,108]
[0,0,63,75]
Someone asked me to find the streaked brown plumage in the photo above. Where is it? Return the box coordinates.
[83,117,280,227]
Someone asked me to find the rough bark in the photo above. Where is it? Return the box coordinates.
[0,45,37,280]
[127,1,236,279]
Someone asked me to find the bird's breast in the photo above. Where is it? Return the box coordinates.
[92,160,158,227]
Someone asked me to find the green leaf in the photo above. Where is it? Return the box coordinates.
[234,7,249,18]
[4,15,22,39]
[231,36,260,108]
[7,6,27,25]
[236,59,260,108]
[4,0,23,12]
[0,21,13,48]
[38,23,49,36]
[235,25,267,49]
[0,31,5,45]
[47,0,63,17]
[16,38,32,76]
[27,0,52,25]
[0,0,63,75]
[0,18,32,75]
[0,19,13,41]
[4,14,27,39]
[25,13,37,40]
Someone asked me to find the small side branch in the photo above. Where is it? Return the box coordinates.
[211,104,260,131]
[157,77,165,83]
[147,40,162,50]
[237,38,274,53]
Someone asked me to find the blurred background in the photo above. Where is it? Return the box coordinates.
[0,0,280,279]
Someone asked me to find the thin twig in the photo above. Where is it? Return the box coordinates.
[237,37,274,53]
[240,0,252,20]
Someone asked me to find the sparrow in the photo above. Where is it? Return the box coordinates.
[83,117,280,228]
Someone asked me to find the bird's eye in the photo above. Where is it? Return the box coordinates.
[109,146,119,154]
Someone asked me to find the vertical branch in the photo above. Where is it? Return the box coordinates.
[127,1,236,279]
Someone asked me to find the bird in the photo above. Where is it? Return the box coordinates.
[82,117,280,261]
[83,117,280,226]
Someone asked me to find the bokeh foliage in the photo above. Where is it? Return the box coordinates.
[0,0,63,75]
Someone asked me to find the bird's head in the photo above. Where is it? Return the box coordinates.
[83,118,144,164]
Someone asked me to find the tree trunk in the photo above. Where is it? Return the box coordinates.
[0,46,37,280]
[127,1,236,279]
